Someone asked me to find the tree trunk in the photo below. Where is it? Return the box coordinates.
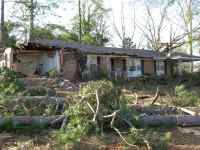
[78,0,82,42]
[0,115,65,129]
[132,105,179,115]
[140,115,200,127]
[0,0,5,48]
[188,0,193,72]
[28,0,34,42]
[15,96,65,104]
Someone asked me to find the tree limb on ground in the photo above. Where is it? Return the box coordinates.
[93,90,100,122]
[0,115,65,129]
[151,87,159,105]
[103,110,139,149]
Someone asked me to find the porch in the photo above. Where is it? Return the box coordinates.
[85,55,166,79]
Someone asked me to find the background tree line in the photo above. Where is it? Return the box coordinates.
[1,0,200,63]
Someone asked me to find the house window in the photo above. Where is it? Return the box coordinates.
[128,59,142,77]
[129,59,141,71]
[156,61,165,76]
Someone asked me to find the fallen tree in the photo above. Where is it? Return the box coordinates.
[140,115,200,127]
[4,96,65,104]
[131,105,179,115]
[0,115,66,130]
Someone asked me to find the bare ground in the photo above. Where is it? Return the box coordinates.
[1,128,200,150]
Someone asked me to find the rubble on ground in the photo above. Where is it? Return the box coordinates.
[21,77,79,92]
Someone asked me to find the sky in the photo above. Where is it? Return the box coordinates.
[3,0,157,47]
[48,0,184,47]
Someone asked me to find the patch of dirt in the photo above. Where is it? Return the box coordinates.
[2,129,200,150]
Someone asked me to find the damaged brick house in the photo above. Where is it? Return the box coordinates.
[1,39,200,80]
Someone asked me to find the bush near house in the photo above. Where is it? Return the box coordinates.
[173,85,199,107]
[0,68,63,117]
[0,67,25,96]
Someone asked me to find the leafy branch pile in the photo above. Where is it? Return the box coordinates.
[55,80,145,148]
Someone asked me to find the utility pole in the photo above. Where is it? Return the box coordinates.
[78,0,82,42]
[0,0,5,48]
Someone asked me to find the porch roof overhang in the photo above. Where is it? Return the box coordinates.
[167,52,200,62]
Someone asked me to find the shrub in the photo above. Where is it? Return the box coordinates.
[0,67,25,97]
[0,68,59,116]
[174,85,198,107]
[48,69,58,78]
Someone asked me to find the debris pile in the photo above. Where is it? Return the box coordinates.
[22,77,79,92]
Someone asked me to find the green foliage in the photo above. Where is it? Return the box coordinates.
[126,128,172,150]
[0,118,47,132]
[48,69,59,78]
[72,0,110,46]
[174,84,198,107]
[179,72,200,87]
[54,105,93,144]
[122,37,136,48]
[55,80,121,144]
[23,87,55,96]
[32,25,79,43]
[57,32,79,42]
[0,67,25,97]
[32,27,55,40]
[10,0,61,40]
[79,80,121,116]
[0,68,59,117]
[4,21,17,47]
